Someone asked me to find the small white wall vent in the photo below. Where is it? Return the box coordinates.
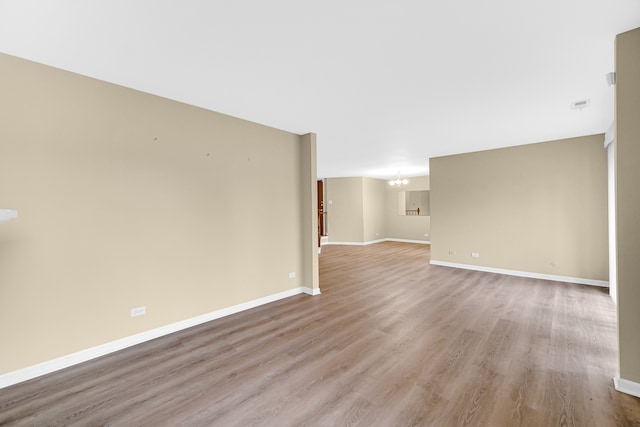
[570,99,591,110]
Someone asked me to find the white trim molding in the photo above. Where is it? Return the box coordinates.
[0,286,319,389]
[323,241,367,246]
[429,260,609,288]
[614,376,640,398]
[302,286,321,296]
[324,239,386,246]
[324,238,430,246]
[385,238,431,245]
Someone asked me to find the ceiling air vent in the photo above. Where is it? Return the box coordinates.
[570,99,591,110]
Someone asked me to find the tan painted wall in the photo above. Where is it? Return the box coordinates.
[385,176,430,242]
[326,176,430,244]
[362,177,387,242]
[615,27,640,384]
[300,134,319,292]
[0,53,316,375]
[324,177,364,243]
[430,135,608,281]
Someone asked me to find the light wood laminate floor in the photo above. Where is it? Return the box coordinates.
[1,242,639,426]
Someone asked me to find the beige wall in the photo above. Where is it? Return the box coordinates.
[324,177,365,243]
[325,176,430,244]
[385,176,431,242]
[615,27,640,385]
[362,177,387,242]
[0,53,317,375]
[300,134,319,292]
[430,135,608,282]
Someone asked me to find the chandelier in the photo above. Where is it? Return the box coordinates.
[389,172,408,187]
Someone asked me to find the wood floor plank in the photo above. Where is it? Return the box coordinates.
[1,242,639,426]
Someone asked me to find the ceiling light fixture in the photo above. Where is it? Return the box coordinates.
[389,172,409,187]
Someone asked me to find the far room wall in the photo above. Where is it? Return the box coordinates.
[324,176,430,244]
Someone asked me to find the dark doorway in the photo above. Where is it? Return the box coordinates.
[317,180,327,246]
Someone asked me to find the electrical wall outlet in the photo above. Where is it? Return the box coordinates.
[288,272,296,279]
[130,306,146,317]
[471,252,480,258]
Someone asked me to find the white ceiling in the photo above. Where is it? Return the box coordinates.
[1,1,639,179]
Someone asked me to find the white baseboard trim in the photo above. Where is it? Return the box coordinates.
[614,376,640,398]
[363,239,387,245]
[324,239,386,246]
[429,260,609,288]
[302,286,321,296]
[385,238,431,245]
[325,238,430,246]
[324,241,367,246]
[0,286,318,389]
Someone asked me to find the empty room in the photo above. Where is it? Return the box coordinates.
[1,1,640,425]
